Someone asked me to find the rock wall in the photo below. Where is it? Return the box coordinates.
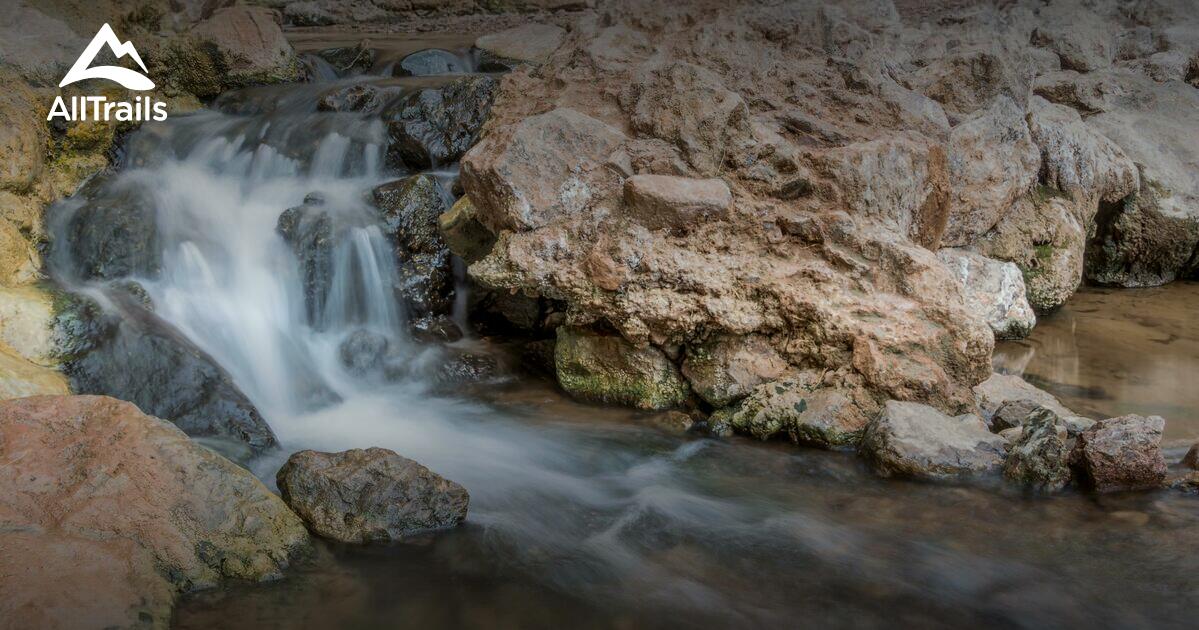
[453,0,1199,429]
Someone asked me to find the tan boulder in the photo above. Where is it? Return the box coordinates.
[0,341,68,400]
[0,285,58,367]
[475,23,566,65]
[623,175,731,233]
[681,334,786,408]
[193,5,300,86]
[0,396,310,628]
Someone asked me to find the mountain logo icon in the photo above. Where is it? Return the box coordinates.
[59,23,155,91]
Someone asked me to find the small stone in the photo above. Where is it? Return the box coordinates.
[1070,415,1167,492]
[277,448,469,544]
[395,49,466,76]
[1004,407,1071,492]
[438,195,496,264]
[339,330,389,376]
[1182,443,1199,469]
[649,410,695,434]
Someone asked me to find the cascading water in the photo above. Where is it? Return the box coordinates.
[45,43,1199,630]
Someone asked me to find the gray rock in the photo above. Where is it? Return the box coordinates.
[317,84,384,113]
[395,49,467,76]
[623,175,732,233]
[372,175,453,321]
[277,448,469,543]
[339,329,390,376]
[385,75,497,170]
[276,201,335,327]
[474,24,565,65]
[1004,407,1072,492]
[861,400,1007,480]
[937,248,1035,340]
[49,178,161,283]
[1070,414,1167,492]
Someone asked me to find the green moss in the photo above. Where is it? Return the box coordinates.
[554,327,689,410]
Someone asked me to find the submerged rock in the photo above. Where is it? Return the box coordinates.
[277,448,469,543]
[372,175,453,324]
[57,291,278,455]
[317,83,384,113]
[861,400,1007,480]
[277,200,335,327]
[395,49,467,76]
[1004,407,1071,492]
[937,248,1035,340]
[554,326,689,411]
[1070,415,1167,492]
[0,395,309,628]
[339,329,390,376]
[385,75,497,170]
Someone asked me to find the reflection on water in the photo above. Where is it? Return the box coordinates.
[995,283,1199,443]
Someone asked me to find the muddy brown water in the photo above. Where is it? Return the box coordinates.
[996,282,1199,444]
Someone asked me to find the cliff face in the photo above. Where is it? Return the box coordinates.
[458,0,1199,430]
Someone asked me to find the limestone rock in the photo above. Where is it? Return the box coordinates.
[0,341,68,400]
[194,5,301,86]
[1003,407,1072,492]
[623,175,732,233]
[438,195,496,264]
[475,23,566,65]
[861,400,1007,480]
[317,84,384,113]
[0,395,309,628]
[937,248,1035,340]
[1070,414,1168,492]
[1183,443,1199,470]
[725,374,876,449]
[0,79,43,194]
[681,334,786,408]
[0,285,58,367]
[973,372,1077,423]
[277,448,469,543]
[462,108,626,232]
[554,326,689,410]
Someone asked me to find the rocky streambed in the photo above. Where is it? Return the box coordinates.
[1,0,1199,628]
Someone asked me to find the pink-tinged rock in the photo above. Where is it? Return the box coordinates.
[623,174,731,233]
[1070,414,1167,492]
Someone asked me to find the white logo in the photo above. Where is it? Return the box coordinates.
[60,23,155,91]
[48,23,167,123]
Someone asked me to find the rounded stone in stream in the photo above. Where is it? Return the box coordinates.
[317,84,384,114]
[276,448,470,543]
[860,400,1007,480]
[394,49,467,76]
[339,329,389,376]
[384,75,497,170]
[1004,407,1071,492]
[1069,414,1167,492]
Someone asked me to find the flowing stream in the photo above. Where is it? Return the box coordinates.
[48,40,1199,629]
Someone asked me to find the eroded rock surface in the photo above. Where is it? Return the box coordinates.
[0,396,309,628]
[1070,414,1168,492]
[861,400,1007,480]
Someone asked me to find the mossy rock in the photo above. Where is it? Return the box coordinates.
[724,376,872,449]
[554,326,689,411]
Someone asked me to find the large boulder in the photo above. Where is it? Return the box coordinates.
[0,395,309,628]
[554,326,689,411]
[936,248,1035,339]
[462,107,626,232]
[385,76,497,170]
[1003,407,1072,492]
[1070,414,1168,492]
[723,373,876,449]
[474,23,566,66]
[372,175,453,321]
[277,448,469,543]
[193,5,301,86]
[861,400,1007,480]
[49,178,161,283]
[58,291,278,456]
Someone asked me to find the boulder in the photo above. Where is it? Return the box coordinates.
[680,334,787,407]
[277,448,469,543]
[941,96,1040,246]
[724,374,875,449]
[438,195,496,264]
[58,291,278,455]
[0,396,309,628]
[277,200,335,327]
[50,179,161,283]
[973,373,1077,423]
[372,175,453,322]
[975,193,1087,311]
[1003,407,1072,492]
[434,349,501,387]
[936,248,1035,340]
[1183,443,1199,470]
[1029,1,1117,73]
[861,400,1007,480]
[385,75,497,170]
[1025,97,1138,204]
[554,326,689,411]
[0,341,68,400]
[474,23,566,65]
[395,49,467,76]
[0,285,58,366]
[317,84,384,113]
[193,5,301,86]
[461,107,626,232]
[313,43,376,76]
[0,79,43,194]
[1070,414,1168,492]
[622,175,732,233]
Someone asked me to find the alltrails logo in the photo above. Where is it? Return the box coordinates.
[47,23,168,123]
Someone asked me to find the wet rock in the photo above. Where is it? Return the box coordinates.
[937,248,1035,340]
[623,174,732,233]
[1004,407,1072,492]
[385,75,497,170]
[315,44,376,76]
[395,49,467,76]
[277,447,469,543]
[973,373,1078,424]
[725,375,875,449]
[1182,443,1199,470]
[277,201,334,327]
[941,96,1040,246]
[51,180,161,282]
[411,315,463,343]
[339,329,390,376]
[554,326,689,411]
[58,292,278,455]
[193,6,301,87]
[680,334,787,408]
[462,107,626,232]
[1070,415,1167,492]
[435,349,500,386]
[373,175,453,321]
[474,23,565,66]
[317,84,384,114]
[649,410,696,434]
[861,400,1006,480]
[438,195,496,264]
[284,1,337,26]
[1169,471,1199,494]
[0,395,309,628]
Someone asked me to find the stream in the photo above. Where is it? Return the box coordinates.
[46,36,1199,629]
